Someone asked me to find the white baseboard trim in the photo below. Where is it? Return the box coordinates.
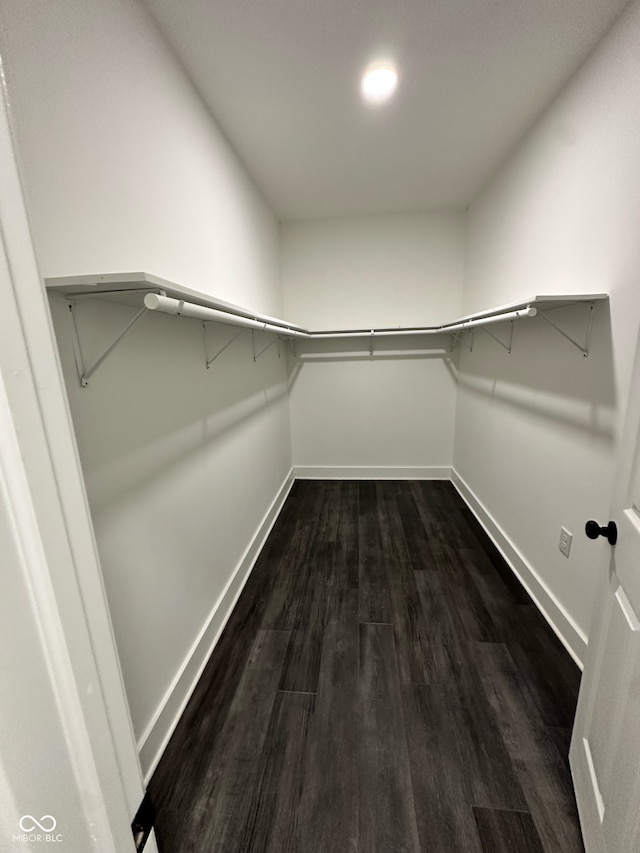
[293,465,452,480]
[451,469,587,669]
[138,470,295,781]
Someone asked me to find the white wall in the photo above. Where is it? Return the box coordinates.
[0,68,155,848]
[0,0,280,315]
[282,213,464,475]
[0,0,291,778]
[453,0,640,664]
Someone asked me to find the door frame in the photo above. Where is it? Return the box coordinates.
[0,56,152,850]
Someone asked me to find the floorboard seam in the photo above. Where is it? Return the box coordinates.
[277,689,318,696]
[471,804,533,814]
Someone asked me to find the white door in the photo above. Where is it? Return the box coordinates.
[570,328,640,853]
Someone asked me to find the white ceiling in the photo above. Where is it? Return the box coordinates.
[143,0,629,221]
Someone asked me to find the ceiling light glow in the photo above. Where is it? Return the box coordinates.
[361,63,398,104]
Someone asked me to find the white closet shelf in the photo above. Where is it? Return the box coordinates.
[45,272,609,383]
[45,271,306,332]
[449,293,608,325]
[45,271,607,334]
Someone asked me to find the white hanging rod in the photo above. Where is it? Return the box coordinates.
[143,293,537,339]
[143,293,307,338]
[314,307,537,338]
[442,305,537,333]
[309,328,441,339]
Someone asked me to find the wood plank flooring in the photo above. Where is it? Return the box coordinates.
[149,480,584,853]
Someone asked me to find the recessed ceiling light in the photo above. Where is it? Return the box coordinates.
[361,63,398,104]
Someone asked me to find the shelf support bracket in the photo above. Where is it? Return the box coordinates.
[481,321,514,354]
[202,323,244,369]
[252,332,277,362]
[537,303,594,357]
[450,330,473,352]
[369,331,374,356]
[67,300,148,387]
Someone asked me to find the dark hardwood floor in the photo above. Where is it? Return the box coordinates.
[149,480,584,853]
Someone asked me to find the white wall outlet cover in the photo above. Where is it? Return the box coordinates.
[559,527,573,558]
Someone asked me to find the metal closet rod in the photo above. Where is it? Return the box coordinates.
[443,306,537,333]
[143,293,307,337]
[143,293,537,338]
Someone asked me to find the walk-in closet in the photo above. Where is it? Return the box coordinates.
[2,1,640,852]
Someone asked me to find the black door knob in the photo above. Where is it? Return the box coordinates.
[585,520,618,545]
